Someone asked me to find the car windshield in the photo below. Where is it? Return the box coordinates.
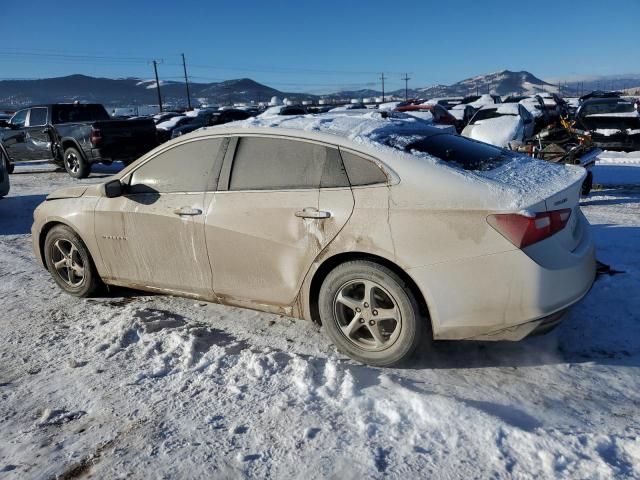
[385,133,514,171]
[470,108,515,123]
[52,104,110,124]
[583,101,635,116]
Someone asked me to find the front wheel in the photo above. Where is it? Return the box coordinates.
[1,150,13,174]
[44,225,100,297]
[319,260,426,366]
[63,147,91,179]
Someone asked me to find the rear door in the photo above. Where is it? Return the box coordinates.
[24,107,53,161]
[205,135,354,307]
[94,137,226,297]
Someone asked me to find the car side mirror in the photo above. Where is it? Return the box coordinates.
[103,179,124,198]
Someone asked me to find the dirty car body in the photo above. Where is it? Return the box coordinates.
[32,112,596,365]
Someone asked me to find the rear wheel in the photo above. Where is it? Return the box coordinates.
[319,260,425,366]
[63,147,91,179]
[44,225,100,297]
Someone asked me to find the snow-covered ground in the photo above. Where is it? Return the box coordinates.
[0,157,639,479]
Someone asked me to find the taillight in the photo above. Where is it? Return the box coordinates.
[487,209,572,248]
[90,127,102,146]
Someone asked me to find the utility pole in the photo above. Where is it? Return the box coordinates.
[379,73,386,102]
[402,73,410,101]
[152,59,163,112]
[181,53,192,110]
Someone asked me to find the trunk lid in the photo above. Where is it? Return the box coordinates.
[543,176,585,252]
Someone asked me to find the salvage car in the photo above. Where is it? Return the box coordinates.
[573,98,640,151]
[0,104,158,178]
[503,95,550,132]
[171,109,253,138]
[395,103,460,131]
[462,103,535,147]
[32,112,595,366]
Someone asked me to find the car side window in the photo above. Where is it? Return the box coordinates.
[27,108,48,127]
[229,137,346,190]
[129,138,223,194]
[10,110,28,128]
[340,150,388,186]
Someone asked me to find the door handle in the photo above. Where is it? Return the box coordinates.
[295,208,331,219]
[173,207,202,216]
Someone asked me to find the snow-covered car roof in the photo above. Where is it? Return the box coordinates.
[478,103,521,115]
[210,111,439,148]
[130,110,586,211]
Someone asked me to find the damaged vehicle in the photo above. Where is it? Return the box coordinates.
[514,117,601,195]
[462,103,535,148]
[32,112,595,367]
[0,103,158,178]
[573,97,640,151]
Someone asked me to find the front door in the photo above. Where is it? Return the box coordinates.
[94,137,225,298]
[2,109,28,162]
[205,135,354,308]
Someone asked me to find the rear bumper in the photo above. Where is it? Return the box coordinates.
[407,223,596,341]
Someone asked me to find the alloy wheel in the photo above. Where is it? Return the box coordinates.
[65,152,80,174]
[50,238,85,287]
[333,279,402,351]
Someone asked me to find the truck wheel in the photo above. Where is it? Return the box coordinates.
[63,147,91,179]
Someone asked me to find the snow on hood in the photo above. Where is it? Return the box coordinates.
[463,115,522,148]
[156,115,186,131]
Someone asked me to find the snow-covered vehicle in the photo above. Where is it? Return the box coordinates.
[33,111,595,366]
[259,105,309,117]
[573,98,640,151]
[395,103,460,131]
[503,95,551,132]
[462,103,535,147]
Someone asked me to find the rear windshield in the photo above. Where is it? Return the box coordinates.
[51,104,110,124]
[387,133,514,171]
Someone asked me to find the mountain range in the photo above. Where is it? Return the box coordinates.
[0,70,638,110]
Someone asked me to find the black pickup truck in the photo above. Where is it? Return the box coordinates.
[0,103,158,178]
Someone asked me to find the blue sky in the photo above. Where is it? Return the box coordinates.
[2,0,638,93]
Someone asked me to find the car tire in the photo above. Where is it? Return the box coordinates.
[44,225,100,297]
[63,147,91,179]
[581,171,593,196]
[319,260,425,367]
[1,150,13,174]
